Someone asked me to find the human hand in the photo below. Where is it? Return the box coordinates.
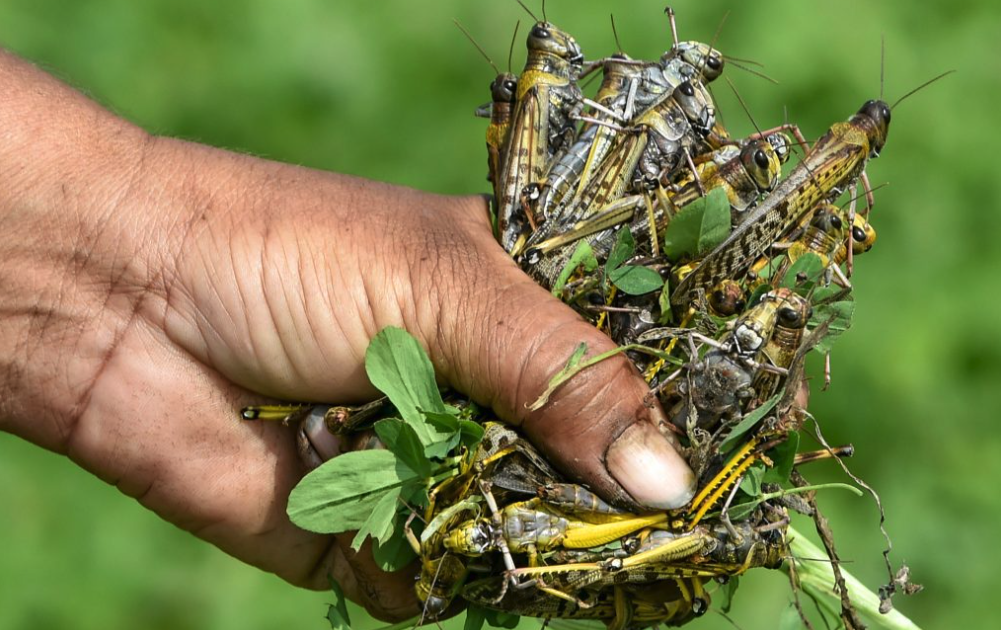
[0,49,693,620]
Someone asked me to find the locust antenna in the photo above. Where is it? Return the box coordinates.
[708,84,726,129]
[507,20,521,72]
[515,0,539,22]
[723,54,765,67]
[611,14,624,53]
[839,182,888,210]
[664,6,680,47]
[542,0,548,22]
[880,35,886,101]
[698,10,729,78]
[725,76,762,137]
[891,70,954,110]
[727,60,779,84]
[454,20,500,75]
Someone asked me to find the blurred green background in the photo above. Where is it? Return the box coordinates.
[1,1,998,628]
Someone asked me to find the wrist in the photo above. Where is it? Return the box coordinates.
[0,50,159,448]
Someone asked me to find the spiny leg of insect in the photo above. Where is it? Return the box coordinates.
[718,479,745,545]
[746,123,810,156]
[239,403,309,423]
[683,147,706,196]
[574,115,626,132]
[404,510,423,554]
[477,479,521,593]
[823,352,832,391]
[580,97,629,123]
[830,261,852,289]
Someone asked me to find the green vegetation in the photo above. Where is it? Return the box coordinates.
[1,1,999,628]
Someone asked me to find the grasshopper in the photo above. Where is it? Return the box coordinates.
[752,288,811,402]
[525,131,789,283]
[522,79,716,285]
[669,63,961,308]
[456,20,521,212]
[653,289,786,434]
[527,52,643,223]
[443,496,668,565]
[411,422,543,618]
[497,19,584,254]
[670,98,893,307]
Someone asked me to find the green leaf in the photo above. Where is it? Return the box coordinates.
[350,486,400,550]
[371,525,418,572]
[326,577,352,630]
[696,187,732,254]
[606,227,636,272]
[780,252,825,290]
[663,187,730,260]
[458,420,485,448]
[483,609,520,629]
[754,253,786,280]
[464,606,487,630]
[746,283,772,309]
[762,432,800,485]
[374,419,432,477]
[719,576,740,614]
[608,265,664,295]
[552,241,599,297]
[421,411,462,459]
[365,327,448,450]
[739,462,765,497]
[288,450,419,534]
[777,602,807,630]
[657,279,673,324]
[809,298,856,355]
[718,393,781,453]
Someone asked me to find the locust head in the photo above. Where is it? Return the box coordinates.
[668,41,725,83]
[740,139,782,192]
[855,99,891,157]
[850,213,878,253]
[527,22,584,68]
[490,72,518,104]
[672,79,715,136]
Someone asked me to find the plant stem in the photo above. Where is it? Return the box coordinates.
[784,525,921,630]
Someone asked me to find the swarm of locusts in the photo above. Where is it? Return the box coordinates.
[243,7,946,629]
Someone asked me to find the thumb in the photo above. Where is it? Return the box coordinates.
[422,196,695,510]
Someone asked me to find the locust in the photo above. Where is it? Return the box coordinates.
[497,19,584,254]
[456,20,521,212]
[527,52,642,223]
[460,512,788,627]
[410,422,543,618]
[648,288,787,435]
[524,130,789,284]
[670,64,953,307]
[670,98,893,308]
[752,288,812,403]
[522,79,716,286]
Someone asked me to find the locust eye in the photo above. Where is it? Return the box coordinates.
[706,56,722,71]
[778,306,804,327]
[852,226,867,242]
[679,80,695,97]
[504,79,517,91]
[753,149,770,169]
[692,597,709,616]
[829,214,843,229]
[531,25,551,39]
[881,104,891,123]
[424,597,448,617]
